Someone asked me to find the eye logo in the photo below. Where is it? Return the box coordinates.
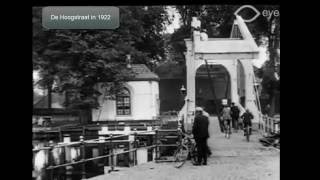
[234,5,261,23]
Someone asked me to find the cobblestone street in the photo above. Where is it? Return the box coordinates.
[89,116,280,180]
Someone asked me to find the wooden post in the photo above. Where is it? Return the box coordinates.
[264,116,267,134]
[59,127,63,143]
[132,143,135,167]
[98,136,105,168]
[102,136,108,167]
[269,118,272,134]
[134,132,138,165]
[272,118,276,134]
[128,139,132,167]
[48,84,52,109]
[258,115,261,130]
[82,126,86,140]
[266,116,268,133]
[47,147,53,180]
[155,130,158,161]
[64,134,73,180]
[50,167,54,180]
[265,117,268,134]
[61,146,66,180]
[109,134,114,172]
[80,135,86,180]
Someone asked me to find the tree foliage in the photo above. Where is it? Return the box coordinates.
[33,6,171,109]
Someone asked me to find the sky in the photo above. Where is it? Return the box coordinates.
[164,6,181,34]
[254,46,268,68]
[33,71,44,95]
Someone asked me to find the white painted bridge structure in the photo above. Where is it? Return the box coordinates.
[180,15,262,132]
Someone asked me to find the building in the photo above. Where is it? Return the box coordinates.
[33,64,160,126]
[91,64,160,123]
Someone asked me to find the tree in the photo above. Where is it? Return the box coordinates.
[33,6,171,109]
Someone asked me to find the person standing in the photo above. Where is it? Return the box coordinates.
[192,107,209,165]
[199,107,212,157]
[218,105,225,133]
[230,102,240,132]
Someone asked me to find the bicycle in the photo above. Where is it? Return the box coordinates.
[243,121,251,142]
[173,130,198,168]
[224,119,231,139]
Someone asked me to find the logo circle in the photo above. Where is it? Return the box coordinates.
[234,5,261,23]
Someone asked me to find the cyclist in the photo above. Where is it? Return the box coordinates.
[241,109,254,136]
[221,104,232,138]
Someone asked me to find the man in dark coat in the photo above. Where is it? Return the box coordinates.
[231,102,240,131]
[192,107,209,165]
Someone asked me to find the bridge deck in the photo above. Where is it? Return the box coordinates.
[89,116,279,180]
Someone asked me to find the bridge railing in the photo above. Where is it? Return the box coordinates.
[32,128,180,180]
[258,114,280,136]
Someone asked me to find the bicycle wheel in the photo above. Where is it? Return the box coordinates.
[245,127,250,142]
[173,145,188,168]
[225,120,231,139]
[225,128,229,138]
[223,121,228,138]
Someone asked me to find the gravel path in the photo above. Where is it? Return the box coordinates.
[89,116,279,180]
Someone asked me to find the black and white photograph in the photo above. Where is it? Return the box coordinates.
[32,5,280,180]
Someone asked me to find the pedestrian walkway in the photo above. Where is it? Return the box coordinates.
[89,116,279,180]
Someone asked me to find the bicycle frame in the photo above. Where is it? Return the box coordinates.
[223,120,231,138]
[243,123,251,142]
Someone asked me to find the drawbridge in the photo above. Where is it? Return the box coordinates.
[179,15,263,132]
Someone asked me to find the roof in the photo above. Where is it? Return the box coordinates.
[128,64,159,81]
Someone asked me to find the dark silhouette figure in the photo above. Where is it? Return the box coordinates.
[231,102,240,130]
[241,109,254,135]
[192,107,209,165]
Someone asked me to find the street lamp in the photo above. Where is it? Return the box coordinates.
[180,85,186,96]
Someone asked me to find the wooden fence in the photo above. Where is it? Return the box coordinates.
[33,128,180,180]
[258,114,280,136]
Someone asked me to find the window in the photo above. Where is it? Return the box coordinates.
[116,88,131,115]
